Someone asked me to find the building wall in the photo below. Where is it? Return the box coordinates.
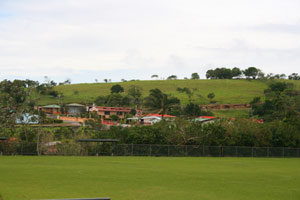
[41,108,60,114]
[67,106,84,115]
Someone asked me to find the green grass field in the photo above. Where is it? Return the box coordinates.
[0,156,300,200]
[39,79,273,105]
[212,109,251,118]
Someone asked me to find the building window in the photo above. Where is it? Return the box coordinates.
[104,111,110,115]
[117,112,123,116]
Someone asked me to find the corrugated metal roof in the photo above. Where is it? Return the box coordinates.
[41,105,60,108]
[66,103,85,107]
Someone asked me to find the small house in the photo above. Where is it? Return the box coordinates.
[89,105,133,119]
[16,113,39,124]
[127,113,176,125]
[66,103,85,115]
[39,105,61,114]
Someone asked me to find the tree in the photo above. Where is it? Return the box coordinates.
[127,85,142,106]
[104,79,108,83]
[95,96,107,106]
[0,79,38,133]
[177,87,193,102]
[144,88,180,118]
[110,115,119,121]
[151,75,158,79]
[184,103,201,117]
[167,75,177,80]
[288,73,300,80]
[207,93,215,103]
[206,69,215,79]
[106,94,123,106]
[191,73,200,80]
[64,78,71,85]
[110,84,124,93]
[232,67,242,78]
[206,68,233,79]
[243,67,260,79]
[250,82,300,122]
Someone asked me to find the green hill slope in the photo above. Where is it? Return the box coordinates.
[38,79,300,106]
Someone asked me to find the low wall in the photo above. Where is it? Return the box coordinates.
[201,103,251,110]
[59,116,89,123]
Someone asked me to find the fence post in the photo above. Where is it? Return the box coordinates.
[185,145,188,156]
[149,144,152,157]
[235,146,238,157]
[251,147,254,157]
[202,145,205,156]
[168,145,170,157]
[220,146,223,157]
[131,144,133,156]
[283,147,285,158]
[267,147,270,157]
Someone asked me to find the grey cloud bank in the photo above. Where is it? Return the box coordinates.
[0,0,300,83]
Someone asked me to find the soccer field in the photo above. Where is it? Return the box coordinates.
[0,157,300,200]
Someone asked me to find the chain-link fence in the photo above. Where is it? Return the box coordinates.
[0,142,299,157]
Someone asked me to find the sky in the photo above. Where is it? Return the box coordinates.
[0,0,300,83]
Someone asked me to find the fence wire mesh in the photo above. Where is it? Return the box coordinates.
[0,142,299,157]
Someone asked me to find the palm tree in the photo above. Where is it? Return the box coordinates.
[144,88,180,119]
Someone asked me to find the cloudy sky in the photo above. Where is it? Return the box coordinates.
[1,0,300,83]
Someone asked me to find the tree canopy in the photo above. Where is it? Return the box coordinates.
[144,88,180,118]
[110,84,124,93]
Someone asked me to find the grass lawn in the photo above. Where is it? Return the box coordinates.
[0,156,300,200]
[39,79,271,105]
[212,109,251,118]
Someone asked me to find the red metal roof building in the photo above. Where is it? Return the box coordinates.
[89,106,135,119]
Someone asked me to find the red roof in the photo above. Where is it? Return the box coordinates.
[198,116,217,119]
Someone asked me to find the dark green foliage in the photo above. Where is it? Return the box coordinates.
[48,90,58,97]
[130,109,137,115]
[94,96,107,105]
[110,115,119,121]
[127,85,142,106]
[231,67,242,78]
[243,67,260,79]
[144,88,180,118]
[191,72,200,80]
[176,87,194,102]
[110,84,124,93]
[207,92,215,101]
[95,94,130,107]
[288,73,300,80]
[184,103,201,117]
[54,127,73,141]
[206,68,233,79]
[0,79,39,129]
[167,75,177,80]
[250,82,300,123]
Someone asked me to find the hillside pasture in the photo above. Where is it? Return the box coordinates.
[39,79,271,105]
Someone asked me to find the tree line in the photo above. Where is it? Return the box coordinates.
[206,67,300,80]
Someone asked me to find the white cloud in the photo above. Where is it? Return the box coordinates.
[0,0,300,82]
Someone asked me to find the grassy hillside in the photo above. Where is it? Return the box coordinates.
[38,79,300,106]
[1,156,300,200]
[39,79,266,105]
